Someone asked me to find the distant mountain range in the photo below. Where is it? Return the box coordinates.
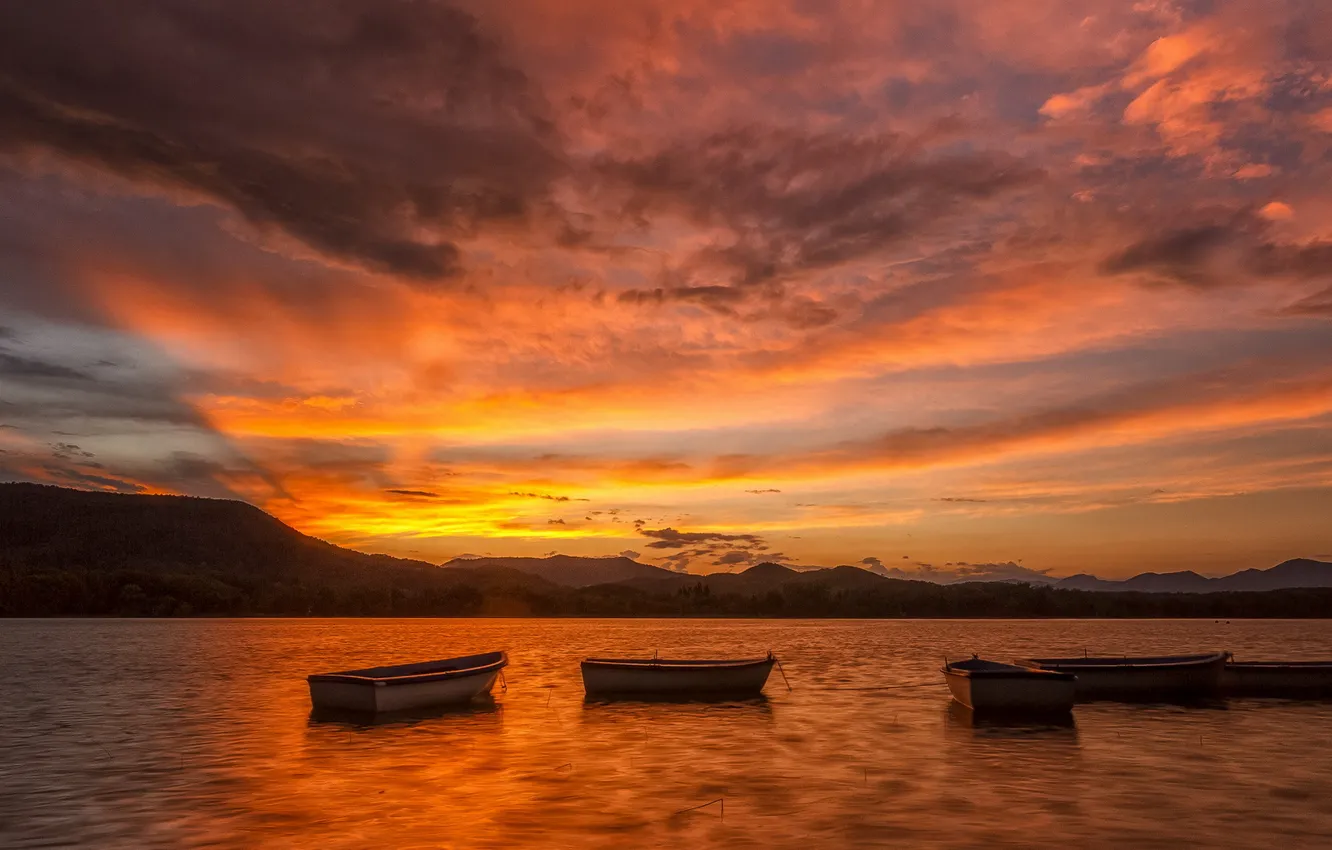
[440,555,899,592]
[0,482,561,615]
[442,555,678,587]
[1052,559,1332,593]
[3,483,1331,618]
[444,552,1332,593]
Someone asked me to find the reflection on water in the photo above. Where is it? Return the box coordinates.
[4,618,1332,848]
[582,693,773,706]
[308,696,501,728]
[943,701,1078,734]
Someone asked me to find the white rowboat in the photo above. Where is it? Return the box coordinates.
[1014,652,1228,700]
[308,651,507,713]
[942,656,1076,714]
[581,655,775,697]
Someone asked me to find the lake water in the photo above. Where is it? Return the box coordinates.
[3,618,1332,848]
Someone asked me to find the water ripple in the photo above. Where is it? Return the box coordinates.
[3,618,1331,848]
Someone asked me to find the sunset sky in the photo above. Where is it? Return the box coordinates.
[2,0,1332,578]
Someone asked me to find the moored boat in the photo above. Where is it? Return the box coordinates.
[1223,660,1332,698]
[942,656,1076,714]
[581,654,775,697]
[1014,652,1228,700]
[308,651,507,713]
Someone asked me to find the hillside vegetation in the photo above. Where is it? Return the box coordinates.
[4,484,1331,619]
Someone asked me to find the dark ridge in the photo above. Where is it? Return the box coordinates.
[1054,560,1332,593]
[441,554,680,587]
[3,484,1330,618]
[742,562,798,579]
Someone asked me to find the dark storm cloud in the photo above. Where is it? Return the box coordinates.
[33,465,146,494]
[1248,241,1332,279]
[617,285,750,309]
[596,127,1043,285]
[1101,215,1332,288]
[702,30,823,78]
[508,491,590,502]
[2,444,273,499]
[637,527,765,550]
[0,352,93,381]
[656,551,693,572]
[0,325,287,499]
[50,443,96,462]
[636,526,774,572]
[1100,224,1237,285]
[0,338,207,429]
[773,296,841,328]
[1283,286,1332,317]
[704,356,1332,482]
[161,451,289,502]
[0,0,561,283]
[0,168,366,322]
[162,452,233,483]
[0,437,138,493]
[3,385,204,428]
[616,283,840,328]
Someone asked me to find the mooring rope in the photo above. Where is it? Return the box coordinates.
[673,798,724,819]
[775,656,793,692]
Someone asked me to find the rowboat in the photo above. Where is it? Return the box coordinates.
[1014,652,1228,700]
[581,654,775,697]
[942,656,1076,714]
[307,651,507,713]
[1223,660,1332,698]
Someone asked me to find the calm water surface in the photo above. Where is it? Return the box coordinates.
[3,619,1332,848]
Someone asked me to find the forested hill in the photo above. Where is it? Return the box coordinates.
[3,483,1332,618]
[0,483,545,616]
[442,554,680,586]
[0,482,435,575]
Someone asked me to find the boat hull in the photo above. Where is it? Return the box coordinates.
[309,669,502,713]
[944,669,1076,713]
[1015,653,1227,700]
[581,658,774,696]
[308,651,507,713]
[1223,662,1332,698]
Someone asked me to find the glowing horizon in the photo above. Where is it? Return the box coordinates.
[3,0,1331,579]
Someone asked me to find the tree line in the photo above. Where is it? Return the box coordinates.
[5,564,1332,618]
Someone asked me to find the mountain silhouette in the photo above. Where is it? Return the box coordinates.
[3,484,1331,618]
[0,482,556,615]
[1054,559,1332,593]
[442,555,679,587]
[612,561,931,596]
[0,482,436,576]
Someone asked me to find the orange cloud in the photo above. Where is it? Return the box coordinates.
[5,0,1332,576]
